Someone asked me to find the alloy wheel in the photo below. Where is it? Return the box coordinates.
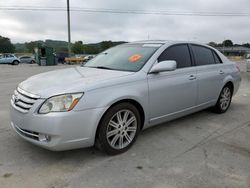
[219,87,231,111]
[106,109,137,150]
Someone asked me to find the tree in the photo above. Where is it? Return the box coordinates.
[0,36,15,53]
[208,42,218,47]
[100,41,113,51]
[71,41,83,54]
[82,44,99,54]
[222,40,233,47]
[25,41,43,53]
[242,43,250,48]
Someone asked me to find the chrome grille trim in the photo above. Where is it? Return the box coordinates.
[15,101,33,109]
[14,90,37,104]
[11,100,29,113]
[13,124,39,140]
[11,87,41,113]
[17,87,40,99]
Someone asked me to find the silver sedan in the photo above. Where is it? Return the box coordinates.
[19,56,36,64]
[10,41,241,155]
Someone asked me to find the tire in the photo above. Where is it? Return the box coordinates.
[12,60,19,65]
[30,60,35,64]
[96,102,141,155]
[213,84,233,114]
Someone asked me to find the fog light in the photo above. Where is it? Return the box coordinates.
[38,134,50,142]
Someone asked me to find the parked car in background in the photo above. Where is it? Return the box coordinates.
[10,41,241,155]
[19,56,36,64]
[0,54,20,65]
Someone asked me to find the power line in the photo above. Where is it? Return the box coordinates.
[0,6,250,17]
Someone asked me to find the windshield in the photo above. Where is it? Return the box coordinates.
[84,44,161,72]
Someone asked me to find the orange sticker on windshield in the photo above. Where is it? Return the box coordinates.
[128,54,142,62]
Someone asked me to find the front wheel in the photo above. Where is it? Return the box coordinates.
[213,85,233,113]
[96,103,141,155]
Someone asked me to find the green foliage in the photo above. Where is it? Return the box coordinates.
[15,43,28,53]
[13,39,127,54]
[222,40,233,47]
[82,44,99,54]
[45,40,68,52]
[23,40,68,53]
[208,40,247,48]
[100,41,114,51]
[208,42,218,47]
[72,41,84,54]
[242,43,250,48]
[71,40,127,54]
[0,36,15,53]
[25,41,43,53]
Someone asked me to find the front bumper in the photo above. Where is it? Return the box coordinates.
[10,101,107,151]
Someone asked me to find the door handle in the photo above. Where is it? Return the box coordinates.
[219,70,225,74]
[189,75,196,80]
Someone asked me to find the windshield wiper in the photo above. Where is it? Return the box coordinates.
[94,66,112,70]
[83,65,112,70]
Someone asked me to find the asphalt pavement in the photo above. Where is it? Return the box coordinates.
[0,62,249,188]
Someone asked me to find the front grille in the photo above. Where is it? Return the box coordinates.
[14,124,39,141]
[11,87,40,113]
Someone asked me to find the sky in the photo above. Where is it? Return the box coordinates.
[0,0,249,44]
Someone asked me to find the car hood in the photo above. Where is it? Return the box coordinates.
[19,66,134,98]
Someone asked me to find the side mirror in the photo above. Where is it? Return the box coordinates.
[149,60,177,73]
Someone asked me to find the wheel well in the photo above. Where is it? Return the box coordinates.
[95,99,145,141]
[225,81,234,93]
[112,99,145,130]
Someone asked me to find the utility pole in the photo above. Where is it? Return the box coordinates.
[67,0,71,57]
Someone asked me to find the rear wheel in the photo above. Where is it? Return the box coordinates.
[12,60,19,65]
[213,85,233,113]
[96,103,141,155]
[30,60,35,64]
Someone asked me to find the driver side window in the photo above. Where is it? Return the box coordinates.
[158,44,192,69]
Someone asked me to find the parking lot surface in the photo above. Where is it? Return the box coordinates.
[0,63,249,188]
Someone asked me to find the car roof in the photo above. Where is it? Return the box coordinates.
[128,40,220,54]
[130,40,211,48]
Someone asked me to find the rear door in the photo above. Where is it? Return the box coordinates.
[148,44,197,124]
[6,54,13,63]
[21,57,29,63]
[191,45,225,105]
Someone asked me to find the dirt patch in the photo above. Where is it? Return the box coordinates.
[221,142,250,158]
[3,173,13,178]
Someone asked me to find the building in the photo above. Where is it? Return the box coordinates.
[216,46,250,57]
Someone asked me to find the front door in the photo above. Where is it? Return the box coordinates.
[147,44,197,125]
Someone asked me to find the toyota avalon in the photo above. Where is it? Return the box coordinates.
[10,41,241,155]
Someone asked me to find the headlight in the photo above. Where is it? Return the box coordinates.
[39,93,83,114]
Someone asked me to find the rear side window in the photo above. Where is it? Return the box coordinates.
[192,45,216,66]
[213,51,222,64]
[158,44,192,69]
